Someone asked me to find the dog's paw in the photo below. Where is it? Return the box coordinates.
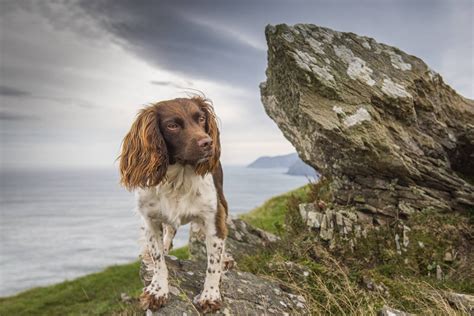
[139,288,169,311]
[193,292,222,313]
[222,252,235,271]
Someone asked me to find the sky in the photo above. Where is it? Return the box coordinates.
[0,0,472,169]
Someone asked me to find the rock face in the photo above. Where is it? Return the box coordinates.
[140,256,306,315]
[260,24,474,216]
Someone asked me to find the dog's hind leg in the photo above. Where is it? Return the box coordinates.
[162,224,176,255]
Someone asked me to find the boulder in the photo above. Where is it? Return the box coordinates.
[260,24,474,217]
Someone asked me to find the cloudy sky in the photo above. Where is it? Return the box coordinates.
[0,0,472,169]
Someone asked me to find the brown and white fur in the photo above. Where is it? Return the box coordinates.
[119,97,228,313]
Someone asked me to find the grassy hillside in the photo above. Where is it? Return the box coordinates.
[240,185,310,234]
[0,247,189,316]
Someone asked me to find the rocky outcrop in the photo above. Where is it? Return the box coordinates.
[260,24,474,217]
[188,218,279,262]
[140,256,307,315]
[139,218,303,315]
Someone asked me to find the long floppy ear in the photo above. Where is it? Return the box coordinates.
[192,96,221,175]
[119,105,168,190]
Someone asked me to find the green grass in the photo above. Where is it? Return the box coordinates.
[0,247,189,316]
[239,185,310,234]
[0,262,143,316]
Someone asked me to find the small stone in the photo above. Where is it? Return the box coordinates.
[186,271,194,276]
[395,234,402,255]
[120,292,132,303]
[379,305,411,315]
[279,301,288,308]
[273,288,281,295]
[443,252,453,262]
[436,265,443,280]
[169,286,180,296]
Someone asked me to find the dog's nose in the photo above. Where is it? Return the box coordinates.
[198,137,212,148]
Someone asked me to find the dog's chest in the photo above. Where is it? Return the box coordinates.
[137,165,217,226]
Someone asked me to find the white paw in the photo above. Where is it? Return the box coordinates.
[194,288,222,313]
[140,284,169,311]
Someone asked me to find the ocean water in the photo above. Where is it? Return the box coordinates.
[0,166,313,297]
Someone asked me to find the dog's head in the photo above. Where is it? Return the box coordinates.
[119,96,220,190]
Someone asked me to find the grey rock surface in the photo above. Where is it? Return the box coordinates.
[189,218,279,262]
[141,257,306,315]
[140,218,301,315]
[260,24,474,217]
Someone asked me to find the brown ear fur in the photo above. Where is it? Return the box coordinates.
[119,105,168,190]
[192,96,221,175]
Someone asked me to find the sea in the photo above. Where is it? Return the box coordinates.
[0,166,313,297]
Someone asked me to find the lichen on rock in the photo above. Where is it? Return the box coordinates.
[260,23,474,218]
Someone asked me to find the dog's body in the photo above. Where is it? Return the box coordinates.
[119,97,228,313]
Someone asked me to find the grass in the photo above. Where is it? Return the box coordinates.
[239,184,311,234]
[0,247,189,316]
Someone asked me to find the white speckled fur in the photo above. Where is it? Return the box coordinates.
[136,163,226,310]
[136,164,217,229]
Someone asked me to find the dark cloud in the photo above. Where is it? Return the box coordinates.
[150,80,195,89]
[0,111,38,121]
[0,85,99,109]
[0,86,31,97]
[75,0,472,93]
[77,0,266,88]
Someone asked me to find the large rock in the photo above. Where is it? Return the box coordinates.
[260,24,474,216]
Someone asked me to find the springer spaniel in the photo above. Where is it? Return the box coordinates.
[119,97,229,313]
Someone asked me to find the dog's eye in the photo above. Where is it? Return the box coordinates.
[198,115,206,124]
[167,123,179,130]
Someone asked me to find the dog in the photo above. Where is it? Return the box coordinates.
[119,96,229,313]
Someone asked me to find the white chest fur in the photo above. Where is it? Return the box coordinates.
[136,164,218,228]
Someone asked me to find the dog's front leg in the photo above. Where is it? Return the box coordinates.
[195,215,226,312]
[140,216,169,311]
